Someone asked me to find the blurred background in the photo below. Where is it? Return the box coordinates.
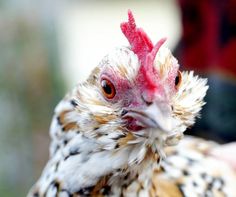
[0,0,235,196]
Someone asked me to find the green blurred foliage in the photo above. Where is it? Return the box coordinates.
[0,1,65,196]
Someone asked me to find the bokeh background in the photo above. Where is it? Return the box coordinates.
[0,0,235,196]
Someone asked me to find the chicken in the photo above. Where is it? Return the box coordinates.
[28,10,236,197]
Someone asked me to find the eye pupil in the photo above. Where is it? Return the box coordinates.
[175,76,180,86]
[101,79,116,99]
[175,70,182,89]
[102,80,112,94]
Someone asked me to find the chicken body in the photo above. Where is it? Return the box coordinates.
[28,11,236,197]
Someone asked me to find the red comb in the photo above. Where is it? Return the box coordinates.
[120,10,154,65]
[121,10,166,90]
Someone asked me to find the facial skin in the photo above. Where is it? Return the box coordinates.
[98,47,179,133]
[73,45,208,149]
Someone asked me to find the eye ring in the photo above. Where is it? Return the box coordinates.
[101,78,116,99]
[175,70,182,89]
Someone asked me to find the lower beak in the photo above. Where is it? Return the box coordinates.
[123,102,172,132]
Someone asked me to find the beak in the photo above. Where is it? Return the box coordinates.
[123,102,172,133]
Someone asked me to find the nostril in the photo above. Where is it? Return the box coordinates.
[141,95,153,106]
[121,109,128,116]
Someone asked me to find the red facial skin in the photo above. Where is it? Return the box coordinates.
[100,65,179,132]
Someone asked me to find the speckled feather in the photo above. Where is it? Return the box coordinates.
[28,11,236,197]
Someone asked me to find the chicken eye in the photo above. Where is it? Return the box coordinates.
[175,70,182,89]
[101,79,116,99]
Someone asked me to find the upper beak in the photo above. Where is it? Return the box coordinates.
[123,102,172,132]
